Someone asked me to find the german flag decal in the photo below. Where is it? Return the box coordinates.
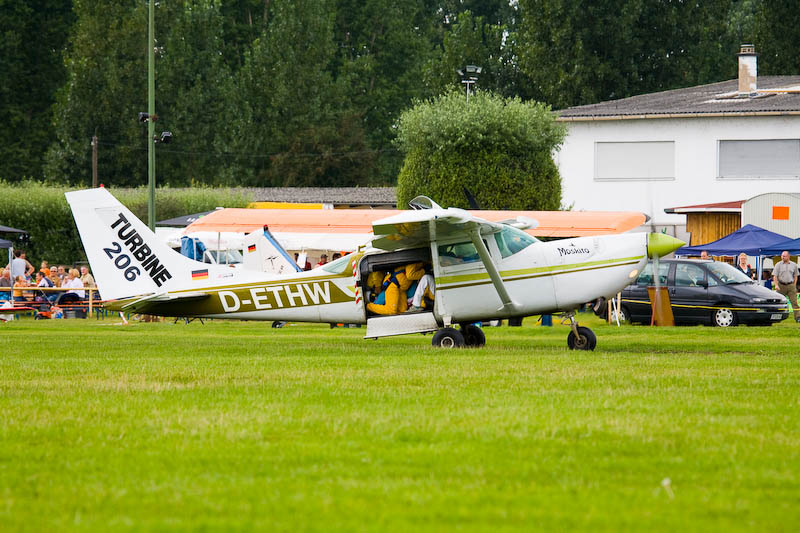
[247,244,256,253]
[191,269,209,280]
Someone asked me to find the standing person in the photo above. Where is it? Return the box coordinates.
[315,254,328,268]
[699,250,711,260]
[735,253,755,280]
[56,265,67,284]
[772,251,800,323]
[8,249,34,280]
[19,252,35,279]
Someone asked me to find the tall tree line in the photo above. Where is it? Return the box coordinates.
[1,0,796,188]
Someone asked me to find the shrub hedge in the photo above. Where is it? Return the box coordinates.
[0,182,251,266]
[395,90,566,210]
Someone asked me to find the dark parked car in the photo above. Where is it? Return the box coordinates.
[618,259,789,326]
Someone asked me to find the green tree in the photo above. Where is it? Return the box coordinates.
[46,1,243,187]
[755,0,800,74]
[0,0,74,181]
[395,90,566,210]
[155,1,239,186]
[45,0,150,186]
[517,0,735,108]
[332,0,441,184]
[230,0,374,187]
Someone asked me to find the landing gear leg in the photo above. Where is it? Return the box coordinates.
[562,311,597,351]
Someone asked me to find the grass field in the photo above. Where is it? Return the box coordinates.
[1,315,799,531]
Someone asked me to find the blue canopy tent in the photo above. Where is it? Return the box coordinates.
[675,224,792,285]
[761,238,800,256]
[675,224,791,256]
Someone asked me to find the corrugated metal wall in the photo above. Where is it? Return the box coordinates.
[743,193,800,239]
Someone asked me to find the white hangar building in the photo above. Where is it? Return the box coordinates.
[555,45,800,241]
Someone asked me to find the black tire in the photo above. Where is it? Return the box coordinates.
[508,317,524,327]
[712,307,737,327]
[432,327,465,348]
[567,326,597,351]
[592,297,608,318]
[460,324,486,347]
[271,321,287,328]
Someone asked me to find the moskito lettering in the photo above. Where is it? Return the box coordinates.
[110,212,172,287]
[557,246,591,257]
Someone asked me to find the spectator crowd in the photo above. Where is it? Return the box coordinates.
[1,249,97,307]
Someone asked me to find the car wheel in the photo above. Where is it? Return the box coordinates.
[432,327,465,348]
[460,324,486,347]
[567,326,597,351]
[712,307,737,327]
[610,306,629,323]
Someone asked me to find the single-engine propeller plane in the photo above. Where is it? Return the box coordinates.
[66,188,684,350]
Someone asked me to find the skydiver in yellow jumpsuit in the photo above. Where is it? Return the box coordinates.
[366,262,425,315]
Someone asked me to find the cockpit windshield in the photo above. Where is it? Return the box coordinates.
[494,226,538,258]
[322,254,351,274]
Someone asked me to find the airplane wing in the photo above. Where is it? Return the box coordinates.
[371,208,506,251]
[371,209,518,312]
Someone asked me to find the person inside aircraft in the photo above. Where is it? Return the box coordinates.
[366,262,425,315]
[366,270,385,303]
[406,268,435,313]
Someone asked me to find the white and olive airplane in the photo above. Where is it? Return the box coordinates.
[66,188,684,350]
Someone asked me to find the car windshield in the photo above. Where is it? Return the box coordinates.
[706,261,753,284]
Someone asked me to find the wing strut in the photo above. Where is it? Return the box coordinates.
[467,226,517,313]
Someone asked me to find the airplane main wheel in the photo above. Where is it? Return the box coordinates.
[432,327,465,348]
[460,324,486,347]
[567,326,597,351]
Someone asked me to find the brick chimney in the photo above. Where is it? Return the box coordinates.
[737,44,757,96]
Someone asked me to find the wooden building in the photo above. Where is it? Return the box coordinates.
[664,200,744,246]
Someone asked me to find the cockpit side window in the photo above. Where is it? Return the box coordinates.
[494,226,537,258]
[438,241,482,266]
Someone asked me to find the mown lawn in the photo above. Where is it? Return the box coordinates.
[1,315,798,531]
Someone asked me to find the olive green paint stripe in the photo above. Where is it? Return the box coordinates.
[438,259,641,292]
[170,271,353,295]
[436,255,644,286]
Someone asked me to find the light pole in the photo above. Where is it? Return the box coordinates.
[457,65,482,103]
[147,0,155,230]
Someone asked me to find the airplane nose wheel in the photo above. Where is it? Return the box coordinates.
[563,312,597,351]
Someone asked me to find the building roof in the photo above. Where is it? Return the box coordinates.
[664,200,745,214]
[558,76,800,121]
[238,187,397,207]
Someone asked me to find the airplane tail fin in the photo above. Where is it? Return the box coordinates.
[66,188,214,301]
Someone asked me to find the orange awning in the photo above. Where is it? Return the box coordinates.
[183,208,646,239]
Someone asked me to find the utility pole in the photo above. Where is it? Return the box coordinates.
[147,0,156,230]
[91,132,98,188]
